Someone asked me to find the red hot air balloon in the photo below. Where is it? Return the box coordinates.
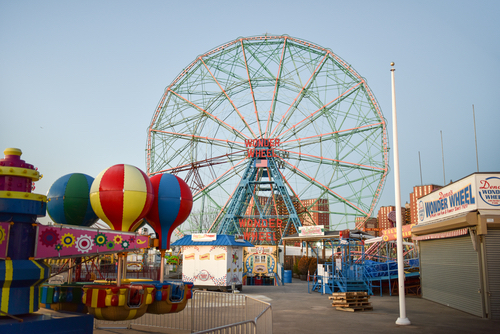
[90,164,154,232]
[146,174,193,250]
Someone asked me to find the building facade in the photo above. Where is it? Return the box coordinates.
[377,206,407,230]
[412,172,500,319]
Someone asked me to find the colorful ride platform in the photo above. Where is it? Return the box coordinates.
[0,148,167,333]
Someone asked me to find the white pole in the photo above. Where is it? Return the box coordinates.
[391,62,411,325]
[473,104,479,172]
[441,130,446,185]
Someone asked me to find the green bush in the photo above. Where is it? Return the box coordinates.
[298,256,310,275]
[166,255,180,265]
[308,257,317,275]
[293,260,299,275]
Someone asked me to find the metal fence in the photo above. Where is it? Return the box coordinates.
[94,290,272,334]
[48,259,163,282]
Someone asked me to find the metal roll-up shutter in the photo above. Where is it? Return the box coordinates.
[420,235,483,317]
[485,230,500,319]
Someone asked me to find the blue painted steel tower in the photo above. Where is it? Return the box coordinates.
[213,142,302,245]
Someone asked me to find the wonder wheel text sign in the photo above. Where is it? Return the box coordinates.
[245,138,289,168]
[239,218,283,243]
[418,173,500,225]
[245,138,280,158]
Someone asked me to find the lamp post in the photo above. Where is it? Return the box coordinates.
[391,62,411,325]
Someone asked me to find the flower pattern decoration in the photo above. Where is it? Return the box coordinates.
[121,240,130,249]
[75,234,94,253]
[61,233,76,248]
[94,233,107,246]
[55,244,63,251]
[39,228,59,247]
[106,241,115,250]
[113,235,123,244]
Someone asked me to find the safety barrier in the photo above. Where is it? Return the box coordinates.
[94,290,272,334]
[49,261,162,282]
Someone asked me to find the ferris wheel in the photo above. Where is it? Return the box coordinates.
[147,35,388,235]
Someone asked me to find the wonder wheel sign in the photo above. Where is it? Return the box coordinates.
[147,35,388,244]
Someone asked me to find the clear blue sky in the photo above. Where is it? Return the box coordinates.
[1,0,498,227]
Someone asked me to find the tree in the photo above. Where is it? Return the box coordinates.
[183,207,219,234]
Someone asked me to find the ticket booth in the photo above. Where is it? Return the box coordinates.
[172,234,253,292]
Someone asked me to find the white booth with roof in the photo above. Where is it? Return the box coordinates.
[171,234,253,292]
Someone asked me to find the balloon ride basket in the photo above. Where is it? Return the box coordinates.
[0,308,93,334]
[79,279,193,321]
[40,282,95,314]
[39,279,193,321]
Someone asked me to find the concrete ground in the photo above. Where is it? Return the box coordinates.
[94,278,500,334]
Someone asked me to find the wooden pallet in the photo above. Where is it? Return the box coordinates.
[335,305,373,312]
[329,291,368,297]
[328,292,373,312]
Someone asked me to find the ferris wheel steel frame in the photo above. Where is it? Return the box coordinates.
[146,35,389,240]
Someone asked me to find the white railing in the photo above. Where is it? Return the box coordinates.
[94,290,272,334]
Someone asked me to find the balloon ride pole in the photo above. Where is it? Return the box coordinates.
[117,253,122,287]
[160,250,166,283]
[391,62,411,325]
[122,253,128,279]
[67,259,73,284]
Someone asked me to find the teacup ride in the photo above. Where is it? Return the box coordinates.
[82,279,155,320]
[40,282,89,313]
[146,280,193,314]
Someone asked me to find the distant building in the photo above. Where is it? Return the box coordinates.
[377,206,406,230]
[405,202,411,224]
[299,198,329,229]
[355,216,365,230]
[354,216,378,236]
[364,217,379,237]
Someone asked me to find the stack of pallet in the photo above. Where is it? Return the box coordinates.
[329,292,373,312]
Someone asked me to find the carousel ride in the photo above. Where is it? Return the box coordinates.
[0,148,194,328]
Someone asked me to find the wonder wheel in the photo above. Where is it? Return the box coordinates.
[147,35,388,241]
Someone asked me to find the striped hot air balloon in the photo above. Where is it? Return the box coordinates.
[146,174,193,250]
[90,164,154,232]
[47,173,98,226]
